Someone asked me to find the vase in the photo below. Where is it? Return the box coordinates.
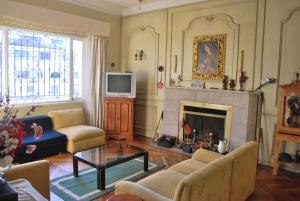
[218,139,227,154]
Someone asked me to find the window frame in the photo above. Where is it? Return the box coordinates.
[0,26,83,105]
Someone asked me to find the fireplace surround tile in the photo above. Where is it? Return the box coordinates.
[163,87,262,150]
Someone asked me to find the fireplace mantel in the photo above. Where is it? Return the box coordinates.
[162,87,262,150]
[165,86,261,95]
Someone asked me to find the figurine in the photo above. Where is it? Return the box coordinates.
[169,78,176,87]
[239,70,248,91]
[222,75,229,90]
[293,68,300,83]
[229,79,236,90]
[177,74,183,87]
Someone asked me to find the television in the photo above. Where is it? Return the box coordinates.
[105,72,136,98]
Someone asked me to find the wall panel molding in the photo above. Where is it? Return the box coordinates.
[127,26,160,96]
[181,13,240,80]
[134,103,158,137]
[276,6,300,102]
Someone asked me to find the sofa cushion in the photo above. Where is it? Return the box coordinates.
[191,148,224,163]
[57,125,105,141]
[21,116,53,132]
[224,141,259,201]
[14,130,67,163]
[169,159,207,175]
[48,108,85,130]
[57,125,105,153]
[174,156,232,201]
[138,169,185,199]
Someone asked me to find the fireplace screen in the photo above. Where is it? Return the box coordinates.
[179,101,232,150]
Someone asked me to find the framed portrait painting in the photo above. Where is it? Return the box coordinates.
[192,34,226,80]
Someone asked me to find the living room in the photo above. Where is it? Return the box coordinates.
[0,0,300,201]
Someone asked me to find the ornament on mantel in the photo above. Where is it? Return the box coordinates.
[169,78,176,87]
[177,74,183,87]
[223,75,229,90]
[239,50,248,91]
[293,68,300,83]
[229,79,236,90]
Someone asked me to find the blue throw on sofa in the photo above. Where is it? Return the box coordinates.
[14,115,67,163]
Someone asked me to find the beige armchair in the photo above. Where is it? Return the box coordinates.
[4,160,50,200]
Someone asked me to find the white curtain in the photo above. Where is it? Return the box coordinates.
[83,35,107,128]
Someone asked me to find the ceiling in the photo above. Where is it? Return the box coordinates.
[60,0,207,16]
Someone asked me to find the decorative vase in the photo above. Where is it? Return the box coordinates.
[218,139,227,154]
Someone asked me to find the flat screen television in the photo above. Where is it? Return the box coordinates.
[105,72,136,98]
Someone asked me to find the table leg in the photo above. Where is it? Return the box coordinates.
[144,152,148,172]
[97,167,106,190]
[272,135,281,176]
[73,156,78,177]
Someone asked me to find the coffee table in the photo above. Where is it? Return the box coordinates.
[73,141,148,190]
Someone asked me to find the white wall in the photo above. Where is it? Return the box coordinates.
[0,0,110,36]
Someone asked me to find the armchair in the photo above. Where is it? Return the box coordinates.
[4,160,50,200]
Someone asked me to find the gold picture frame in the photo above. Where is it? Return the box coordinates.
[192,34,226,80]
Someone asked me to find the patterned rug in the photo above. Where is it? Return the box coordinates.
[50,158,163,201]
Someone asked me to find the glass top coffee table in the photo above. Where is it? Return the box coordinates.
[73,141,148,190]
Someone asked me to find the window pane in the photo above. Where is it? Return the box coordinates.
[73,40,82,98]
[8,30,70,103]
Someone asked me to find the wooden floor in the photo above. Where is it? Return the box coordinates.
[46,136,300,201]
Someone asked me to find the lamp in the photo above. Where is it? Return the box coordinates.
[135,50,144,61]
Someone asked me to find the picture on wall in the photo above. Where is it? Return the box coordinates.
[192,34,226,80]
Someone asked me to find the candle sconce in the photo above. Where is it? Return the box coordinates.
[135,50,144,61]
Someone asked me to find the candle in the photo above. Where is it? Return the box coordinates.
[241,50,244,71]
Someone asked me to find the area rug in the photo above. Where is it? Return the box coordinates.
[50,158,164,201]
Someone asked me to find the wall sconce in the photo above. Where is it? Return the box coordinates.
[135,50,144,61]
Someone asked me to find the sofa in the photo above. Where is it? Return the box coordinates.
[48,108,106,153]
[4,160,50,200]
[115,141,259,201]
[14,116,67,163]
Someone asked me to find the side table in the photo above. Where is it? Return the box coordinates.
[106,194,142,201]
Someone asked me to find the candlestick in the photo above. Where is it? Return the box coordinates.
[240,50,244,71]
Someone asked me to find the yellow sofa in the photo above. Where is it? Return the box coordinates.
[4,160,50,200]
[115,141,259,201]
[48,108,105,153]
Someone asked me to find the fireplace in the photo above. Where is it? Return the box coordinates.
[162,87,262,150]
[179,101,233,150]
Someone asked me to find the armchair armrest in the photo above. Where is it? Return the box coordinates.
[115,181,172,201]
[192,149,223,163]
[4,160,50,200]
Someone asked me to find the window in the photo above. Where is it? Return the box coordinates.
[0,28,83,104]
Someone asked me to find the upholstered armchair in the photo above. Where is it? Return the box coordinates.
[4,160,50,200]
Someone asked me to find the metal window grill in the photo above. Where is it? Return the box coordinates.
[7,30,71,103]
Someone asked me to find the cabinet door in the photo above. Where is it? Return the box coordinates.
[119,101,132,138]
[104,101,118,134]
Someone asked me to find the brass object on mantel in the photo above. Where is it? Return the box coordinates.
[229,79,236,90]
[223,75,229,90]
[239,71,248,91]
[178,100,232,151]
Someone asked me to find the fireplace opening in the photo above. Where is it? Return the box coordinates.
[179,101,232,151]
